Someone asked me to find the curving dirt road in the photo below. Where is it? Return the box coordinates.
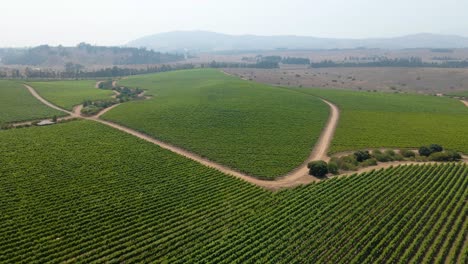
[24,83,339,189]
[24,85,74,115]
[461,100,468,107]
[24,82,465,191]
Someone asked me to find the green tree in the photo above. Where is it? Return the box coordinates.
[419,146,432,157]
[308,161,328,177]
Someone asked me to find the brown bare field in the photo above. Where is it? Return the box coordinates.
[190,48,468,64]
[224,67,468,94]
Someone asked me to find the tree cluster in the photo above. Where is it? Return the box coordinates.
[310,57,468,68]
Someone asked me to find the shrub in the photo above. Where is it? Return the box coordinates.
[400,149,415,158]
[340,162,358,171]
[361,158,378,167]
[354,150,371,162]
[308,161,328,177]
[384,149,396,156]
[372,149,382,155]
[419,146,432,157]
[429,151,462,161]
[327,162,339,175]
[429,152,450,161]
[429,144,443,153]
[374,153,392,162]
[447,150,462,161]
[340,155,359,166]
[393,154,405,161]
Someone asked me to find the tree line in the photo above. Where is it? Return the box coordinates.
[1,64,196,79]
[310,57,468,68]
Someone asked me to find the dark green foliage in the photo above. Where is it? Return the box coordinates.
[419,146,432,157]
[98,80,114,89]
[354,150,371,162]
[308,160,329,177]
[327,161,339,175]
[81,99,118,116]
[429,150,462,161]
[429,144,443,153]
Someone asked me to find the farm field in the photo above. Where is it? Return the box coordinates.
[225,67,468,95]
[103,69,329,179]
[27,80,114,110]
[0,80,64,125]
[0,120,466,263]
[289,87,468,154]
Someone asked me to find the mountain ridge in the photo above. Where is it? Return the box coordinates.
[127,31,468,52]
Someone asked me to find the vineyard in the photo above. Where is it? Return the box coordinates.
[0,120,466,263]
[103,69,329,178]
[0,80,63,125]
[291,87,468,154]
[27,80,114,110]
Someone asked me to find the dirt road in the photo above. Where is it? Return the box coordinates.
[461,100,468,107]
[23,83,338,189]
[23,83,465,190]
[24,85,73,115]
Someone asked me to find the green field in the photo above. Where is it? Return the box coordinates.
[103,69,329,178]
[0,80,63,125]
[27,80,114,110]
[290,88,468,154]
[0,121,466,263]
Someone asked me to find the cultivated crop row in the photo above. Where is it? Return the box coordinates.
[0,121,466,263]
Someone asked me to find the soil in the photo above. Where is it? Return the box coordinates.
[223,67,468,95]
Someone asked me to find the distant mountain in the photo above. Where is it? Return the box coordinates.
[127,31,468,52]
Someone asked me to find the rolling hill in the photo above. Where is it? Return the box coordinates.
[128,31,468,52]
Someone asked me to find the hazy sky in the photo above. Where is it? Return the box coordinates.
[2,0,467,47]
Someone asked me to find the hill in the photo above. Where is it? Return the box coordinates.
[127,31,468,52]
[0,43,184,67]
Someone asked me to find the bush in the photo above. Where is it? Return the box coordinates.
[361,158,378,167]
[419,146,432,157]
[308,161,328,177]
[354,150,371,162]
[340,162,358,171]
[372,149,382,155]
[327,162,339,175]
[374,153,392,162]
[393,154,405,161]
[429,151,462,161]
[429,144,443,153]
[400,149,415,158]
[340,155,359,166]
[384,149,396,156]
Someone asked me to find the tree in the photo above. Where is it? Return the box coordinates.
[308,161,328,177]
[354,150,371,162]
[429,144,443,153]
[419,146,432,157]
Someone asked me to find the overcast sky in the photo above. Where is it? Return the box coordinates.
[2,0,467,47]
